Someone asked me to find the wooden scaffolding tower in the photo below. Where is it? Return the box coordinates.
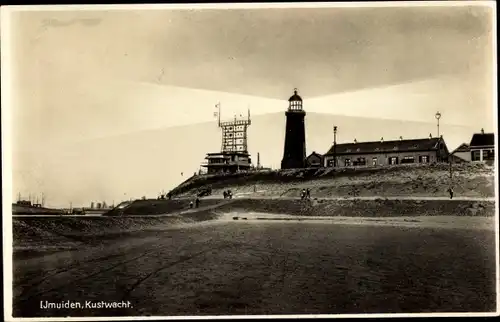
[215,103,251,153]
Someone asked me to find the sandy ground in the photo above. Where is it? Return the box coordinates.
[222,213,496,231]
[11,214,496,317]
[202,195,495,201]
[175,164,495,199]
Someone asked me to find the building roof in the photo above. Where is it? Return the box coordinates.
[469,133,494,147]
[324,137,443,156]
[451,143,470,154]
[206,151,250,157]
[306,151,323,158]
[288,89,302,102]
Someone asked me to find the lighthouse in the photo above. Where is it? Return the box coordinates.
[281,88,306,169]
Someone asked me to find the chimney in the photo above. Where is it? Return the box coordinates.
[429,133,432,139]
[481,128,485,134]
[381,137,384,143]
[354,139,357,144]
[399,136,403,141]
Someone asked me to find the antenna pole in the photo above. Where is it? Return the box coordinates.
[217,102,221,128]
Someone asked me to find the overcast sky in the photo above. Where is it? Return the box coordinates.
[4,3,496,207]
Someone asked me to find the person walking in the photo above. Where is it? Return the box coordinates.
[448,186,454,199]
[195,197,200,208]
[301,189,306,200]
[189,201,194,209]
[306,188,311,199]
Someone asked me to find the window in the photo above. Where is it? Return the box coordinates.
[344,159,351,167]
[389,157,398,165]
[401,156,415,164]
[471,150,481,161]
[419,155,429,163]
[372,157,378,166]
[484,149,495,161]
[356,157,366,166]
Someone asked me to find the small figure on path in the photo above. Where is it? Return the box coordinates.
[195,197,200,208]
[301,189,306,200]
[223,191,227,199]
[448,187,454,199]
[306,188,311,199]
[190,201,194,209]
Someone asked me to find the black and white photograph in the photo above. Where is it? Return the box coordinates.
[1,1,498,319]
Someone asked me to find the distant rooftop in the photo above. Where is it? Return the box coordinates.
[451,143,470,154]
[470,131,494,148]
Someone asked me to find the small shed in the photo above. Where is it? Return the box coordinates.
[305,151,324,168]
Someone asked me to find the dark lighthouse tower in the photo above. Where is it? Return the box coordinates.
[281,88,306,169]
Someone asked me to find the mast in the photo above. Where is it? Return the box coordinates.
[216,102,221,128]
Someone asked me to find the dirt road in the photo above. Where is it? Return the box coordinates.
[199,195,495,201]
[12,217,496,317]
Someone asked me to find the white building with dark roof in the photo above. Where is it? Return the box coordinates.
[323,136,449,168]
[469,129,495,164]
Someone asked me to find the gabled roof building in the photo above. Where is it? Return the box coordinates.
[323,136,449,167]
[305,151,324,168]
[469,129,495,164]
[450,143,471,162]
